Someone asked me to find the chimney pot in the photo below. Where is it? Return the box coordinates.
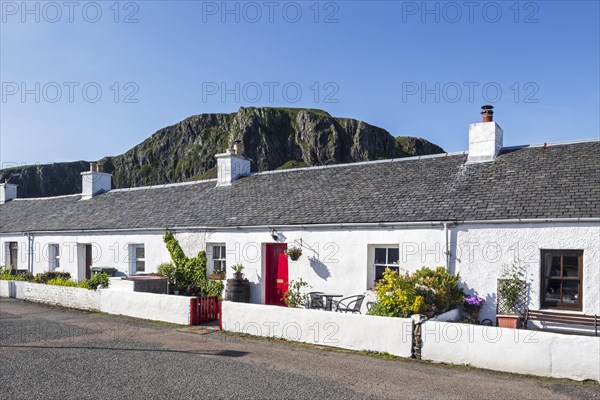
[233,140,243,156]
[481,105,494,122]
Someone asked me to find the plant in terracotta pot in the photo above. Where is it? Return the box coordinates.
[463,294,485,322]
[496,264,526,329]
[231,264,245,279]
[285,247,302,261]
[209,267,226,280]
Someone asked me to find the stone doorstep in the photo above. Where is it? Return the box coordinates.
[177,324,220,335]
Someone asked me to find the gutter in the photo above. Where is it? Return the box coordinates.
[443,222,449,272]
[1,217,598,236]
[24,232,33,273]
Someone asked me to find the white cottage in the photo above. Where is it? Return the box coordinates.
[1,108,598,323]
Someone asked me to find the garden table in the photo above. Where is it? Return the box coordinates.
[321,294,343,311]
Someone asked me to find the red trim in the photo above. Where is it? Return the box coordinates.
[189,297,198,325]
[190,296,220,325]
[218,301,223,330]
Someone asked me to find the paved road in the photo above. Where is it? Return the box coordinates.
[0,299,598,400]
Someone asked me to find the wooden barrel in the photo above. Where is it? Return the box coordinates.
[225,278,250,303]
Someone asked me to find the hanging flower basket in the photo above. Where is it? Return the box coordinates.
[285,247,302,261]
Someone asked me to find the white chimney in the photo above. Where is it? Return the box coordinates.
[81,162,112,200]
[215,142,251,187]
[0,183,17,204]
[467,105,503,164]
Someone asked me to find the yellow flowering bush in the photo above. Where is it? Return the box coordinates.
[369,266,465,318]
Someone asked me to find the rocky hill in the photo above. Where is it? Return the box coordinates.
[1,107,444,198]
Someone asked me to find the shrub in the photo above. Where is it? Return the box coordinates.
[497,263,526,315]
[368,268,420,317]
[12,271,35,282]
[46,277,83,287]
[44,273,108,290]
[0,266,35,282]
[282,279,310,308]
[35,271,71,284]
[412,266,465,314]
[163,232,224,297]
[368,266,465,318]
[84,273,109,290]
[0,265,12,280]
[157,262,176,286]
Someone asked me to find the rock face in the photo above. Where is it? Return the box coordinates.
[1,107,445,198]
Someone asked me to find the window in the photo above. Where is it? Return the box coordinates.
[374,247,400,281]
[210,244,226,272]
[541,250,583,310]
[48,244,60,271]
[130,244,145,274]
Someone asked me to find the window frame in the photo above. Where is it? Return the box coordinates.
[540,249,583,311]
[209,243,226,273]
[48,243,60,271]
[373,247,400,282]
[129,244,146,275]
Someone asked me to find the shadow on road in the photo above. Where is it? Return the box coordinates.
[0,344,249,358]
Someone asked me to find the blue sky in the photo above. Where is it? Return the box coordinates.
[1,0,599,166]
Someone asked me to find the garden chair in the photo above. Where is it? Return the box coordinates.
[336,295,365,314]
[307,292,325,310]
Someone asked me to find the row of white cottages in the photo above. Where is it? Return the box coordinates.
[0,114,598,322]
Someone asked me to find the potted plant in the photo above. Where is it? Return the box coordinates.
[157,262,177,294]
[209,267,226,280]
[463,294,485,322]
[231,264,245,279]
[285,246,302,261]
[225,264,250,303]
[496,265,525,329]
[282,278,310,308]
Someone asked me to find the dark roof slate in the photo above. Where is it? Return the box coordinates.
[1,141,598,233]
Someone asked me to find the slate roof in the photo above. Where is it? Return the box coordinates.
[1,141,599,233]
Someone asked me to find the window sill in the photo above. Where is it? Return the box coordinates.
[539,307,583,313]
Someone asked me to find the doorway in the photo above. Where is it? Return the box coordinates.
[8,242,18,270]
[264,243,288,306]
[85,244,93,279]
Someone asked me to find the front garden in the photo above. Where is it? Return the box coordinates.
[157,232,224,296]
[0,268,110,290]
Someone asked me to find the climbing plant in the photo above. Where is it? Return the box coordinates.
[163,232,224,297]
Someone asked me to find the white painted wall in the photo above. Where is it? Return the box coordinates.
[0,232,175,280]
[0,280,191,325]
[1,221,597,324]
[98,289,191,325]
[222,301,413,357]
[202,226,446,305]
[449,223,600,321]
[421,320,600,382]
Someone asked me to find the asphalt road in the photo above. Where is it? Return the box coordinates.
[0,299,598,400]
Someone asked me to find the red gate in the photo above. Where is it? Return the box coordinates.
[190,296,221,325]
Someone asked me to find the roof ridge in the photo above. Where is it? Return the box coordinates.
[110,179,216,193]
[14,193,81,201]
[251,151,468,177]
[502,138,599,151]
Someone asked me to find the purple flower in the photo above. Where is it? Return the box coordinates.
[464,295,486,308]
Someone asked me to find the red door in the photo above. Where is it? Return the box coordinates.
[265,243,288,306]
